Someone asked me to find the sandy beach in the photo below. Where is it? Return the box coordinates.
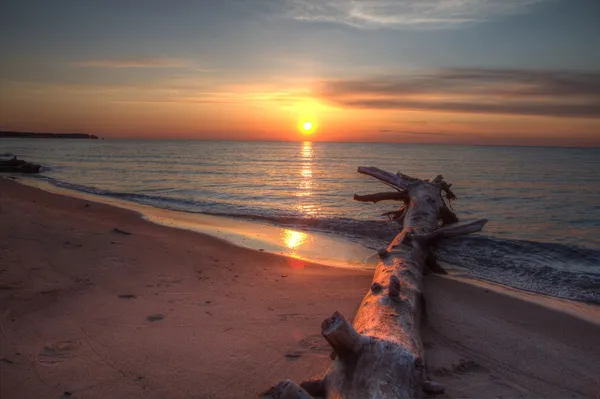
[1,177,599,399]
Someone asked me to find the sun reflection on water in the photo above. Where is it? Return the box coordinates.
[300,141,313,180]
[296,141,320,215]
[302,141,313,158]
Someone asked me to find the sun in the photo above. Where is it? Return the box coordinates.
[295,100,320,136]
[299,120,316,135]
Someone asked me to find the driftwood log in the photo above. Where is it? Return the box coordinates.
[271,167,487,399]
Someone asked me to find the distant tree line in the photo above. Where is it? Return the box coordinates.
[0,131,99,139]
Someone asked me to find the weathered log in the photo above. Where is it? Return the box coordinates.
[272,167,487,398]
[316,168,441,398]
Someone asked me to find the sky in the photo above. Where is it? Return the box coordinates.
[1,0,599,145]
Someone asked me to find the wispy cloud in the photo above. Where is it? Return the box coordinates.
[379,129,451,136]
[317,68,600,118]
[73,57,190,68]
[284,0,548,29]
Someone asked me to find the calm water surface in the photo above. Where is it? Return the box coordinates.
[2,139,599,303]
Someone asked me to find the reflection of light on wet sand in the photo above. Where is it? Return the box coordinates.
[282,229,308,249]
[20,176,374,269]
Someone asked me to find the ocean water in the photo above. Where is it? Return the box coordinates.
[2,139,599,304]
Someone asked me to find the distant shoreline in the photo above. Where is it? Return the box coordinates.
[0,131,99,139]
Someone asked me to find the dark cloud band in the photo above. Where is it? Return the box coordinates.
[318,68,600,118]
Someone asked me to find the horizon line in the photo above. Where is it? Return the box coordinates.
[1,130,599,149]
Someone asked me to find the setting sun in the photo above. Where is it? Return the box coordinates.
[299,120,317,135]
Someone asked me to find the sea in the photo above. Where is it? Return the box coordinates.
[2,139,599,304]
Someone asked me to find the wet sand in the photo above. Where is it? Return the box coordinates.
[1,177,599,398]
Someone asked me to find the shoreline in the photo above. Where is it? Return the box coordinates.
[15,175,600,311]
[1,177,599,398]
[15,176,378,270]
[6,175,600,319]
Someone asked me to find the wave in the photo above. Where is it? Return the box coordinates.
[34,175,400,241]
[34,175,600,304]
[433,236,600,305]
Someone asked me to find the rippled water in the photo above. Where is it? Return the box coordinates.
[2,139,599,303]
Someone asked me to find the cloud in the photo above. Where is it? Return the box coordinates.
[74,57,190,68]
[317,68,600,118]
[284,0,548,29]
[379,129,451,136]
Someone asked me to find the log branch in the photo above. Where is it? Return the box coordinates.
[321,311,364,360]
[357,167,414,191]
[440,181,456,201]
[432,174,457,201]
[354,191,409,203]
[419,218,488,242]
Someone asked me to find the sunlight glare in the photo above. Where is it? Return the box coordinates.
[299,119,316,135]
[296,101,319,136]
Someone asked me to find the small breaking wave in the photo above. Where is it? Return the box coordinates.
[434,235,600,304]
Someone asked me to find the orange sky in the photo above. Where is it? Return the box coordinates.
[1,0,599,146]
[2,79,599,146]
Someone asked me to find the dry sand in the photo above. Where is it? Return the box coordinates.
[1,177,599,398]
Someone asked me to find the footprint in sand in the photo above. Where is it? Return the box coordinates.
[283,334,333,361]
[147,314,165,322]
[284,351,302,360]
[434,358,485,377]
[452,358,485,374]
[299,334,330,352]
[37,340,78,366]
[277,313,303,322]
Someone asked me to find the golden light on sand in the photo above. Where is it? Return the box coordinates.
[282,229,308,249]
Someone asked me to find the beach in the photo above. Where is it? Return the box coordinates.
[1,177,599,398]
